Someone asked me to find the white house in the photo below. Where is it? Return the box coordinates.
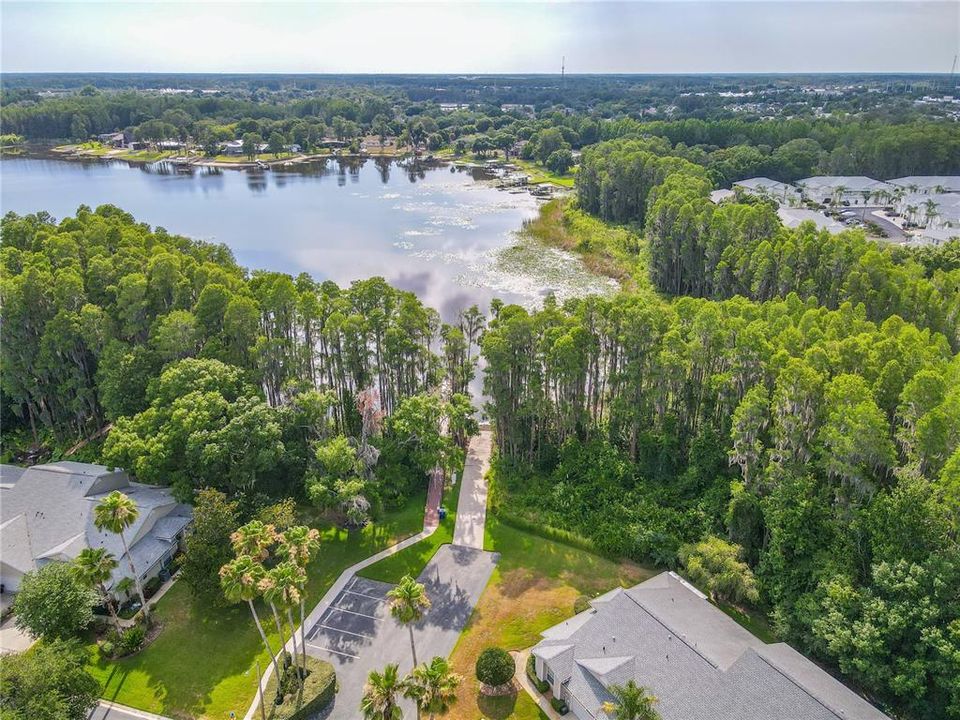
[0,462,191,599]
[532,572,891,720]
[777,207,845,233]
[887,176,960,194]
[732,177,801,205]
[797,176,893,206]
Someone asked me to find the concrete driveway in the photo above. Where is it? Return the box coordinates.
[89,701,172,720]
[0,614,34,655]
[306,544,498,719]
[453,430,492,550]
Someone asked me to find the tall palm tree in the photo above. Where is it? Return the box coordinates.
[279,525,320,673]
[94,491,149,621]
[361,663,404,720]
[73,547,122,633]
[403,656,461,720]
[261,562,306,679]
[220,555,283,687]
[600,680,661,720]
[230,520,276,561]
[387,575,431,666]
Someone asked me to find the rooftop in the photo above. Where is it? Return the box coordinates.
[533,572,890,720]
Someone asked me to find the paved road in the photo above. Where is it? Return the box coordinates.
[306,544,498,719]
[453,430,492,549]
[89,702,171,720]
[842,207,906,242]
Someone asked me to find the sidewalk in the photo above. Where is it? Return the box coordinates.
[89,700,172,720]
[513,648,562,720]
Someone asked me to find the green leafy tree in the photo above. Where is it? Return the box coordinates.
[361,663,404,720]
[601,680,661,720]
[180,488,239,605]
[679,536,759,606]
[475,647,515,688]
[94,490,149,620]
[72,547,121,632]
[0,640,101,720]
[388,575,431,666]
[403,656,461,720]
[13,562,97,640]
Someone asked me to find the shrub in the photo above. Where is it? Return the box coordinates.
[526,654,549,694]
[143,576,162,599]
[117,625,146,655]
[265,656,337,720]
[550,697,569,714]
[99,640,115,658]
[574,595,591,614]
[476,647,515,687]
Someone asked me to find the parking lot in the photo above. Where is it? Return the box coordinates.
[305,575,393,660]
[305,544,498,720]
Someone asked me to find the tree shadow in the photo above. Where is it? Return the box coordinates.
[477,689,519,719]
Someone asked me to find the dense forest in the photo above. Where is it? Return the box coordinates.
[0,207,479,513]
[484,137,960,719]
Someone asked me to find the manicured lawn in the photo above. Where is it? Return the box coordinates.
[86,491,427,720]
[445,517,653,719]
[357,476,463,584]
[512,158,577,188]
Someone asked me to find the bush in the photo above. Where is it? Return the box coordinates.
[143,576,162,599]
[526,654,549,694]
[550,697,569,714]
[476,647,515,687]
[117,625,146,655]
[574,595,591,614]
[264,656,337,720]
[99,640,115,658]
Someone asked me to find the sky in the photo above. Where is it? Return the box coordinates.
[1,1,958,75]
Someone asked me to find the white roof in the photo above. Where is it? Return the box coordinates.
[887,176,960,193]
[798,176,893,193]
[733,177,799,195]
[710,189,735,204]
[777,207,845,233]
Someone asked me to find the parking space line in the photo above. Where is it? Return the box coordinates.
[327,606,382,621]
[316,623,374,639]
[342,588,388,602]
[307,642,358,659]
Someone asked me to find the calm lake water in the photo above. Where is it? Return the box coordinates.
[0,156,615,319]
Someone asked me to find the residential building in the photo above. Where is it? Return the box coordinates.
[532,572,890,720]
[797,176,893,206]
[0,462,191,599]
[222,139,244,155]
[887,176,960,194]
[777,207,845,233]
[732,177,800,205]
[709,188,735,204]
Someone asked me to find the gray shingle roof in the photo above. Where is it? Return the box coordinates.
[887,176,960,192]
[533,572,890,720]
[0,462,191,592]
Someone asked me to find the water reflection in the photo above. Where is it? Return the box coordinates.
[1,156,613,321]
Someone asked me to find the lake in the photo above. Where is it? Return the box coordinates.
[0,155,615,319]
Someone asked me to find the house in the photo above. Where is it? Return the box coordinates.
[532,572,890,720]
[895,192,960,230]
[777,207,845,233]
[0,462,191,599]
[732,177,800,205]
[911,227,960,246]
[887,176,960,194]
[797,176,893,206]
[709,188,735,204]
[97,132,125,148]
[222,139,245,155]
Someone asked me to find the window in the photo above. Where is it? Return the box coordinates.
[546,668,555,687]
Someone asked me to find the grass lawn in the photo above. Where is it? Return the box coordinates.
[357,474,463,584]
[86,491,427,720]
[512,158,577,188]
[445,517,654,720]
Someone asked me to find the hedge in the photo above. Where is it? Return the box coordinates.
[265,656,337,720]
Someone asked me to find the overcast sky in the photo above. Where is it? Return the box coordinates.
[2,1,957,74]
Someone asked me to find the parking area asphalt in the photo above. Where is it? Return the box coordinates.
[306,544,498,719]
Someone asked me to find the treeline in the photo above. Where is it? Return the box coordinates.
[482,291,959,718]
[0,207,479,505]
[599,118,960,183]
[645,171,960,348]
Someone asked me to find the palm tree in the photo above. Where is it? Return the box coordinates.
[220,555,283,688]
[94,491,149,621]
[279,525,320,673]
[261,562,306,680]
[403,656,461,720]
[600,680,661,720]
[387,575,431,666]
[361,663,404,720]
[73,547,122,633]
[230,520,276,561]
